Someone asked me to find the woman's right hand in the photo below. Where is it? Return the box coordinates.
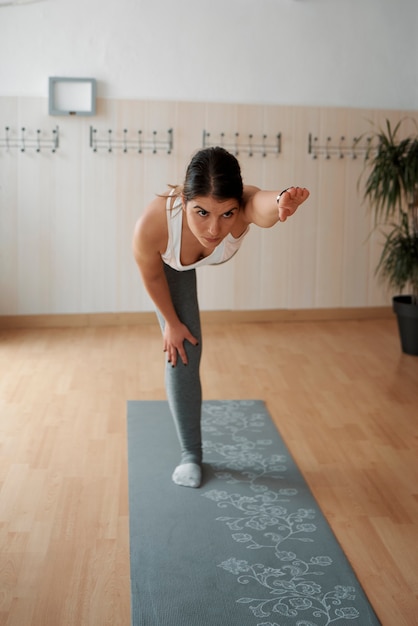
[163,322,199,367]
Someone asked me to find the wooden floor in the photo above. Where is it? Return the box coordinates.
[0,318,417,625]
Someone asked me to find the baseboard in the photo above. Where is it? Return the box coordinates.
[0,307,393,329]
[201,307,393,324]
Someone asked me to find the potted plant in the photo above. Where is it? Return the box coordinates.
[361,119,418,356]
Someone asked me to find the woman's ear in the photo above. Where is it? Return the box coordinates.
[181,194,186,211]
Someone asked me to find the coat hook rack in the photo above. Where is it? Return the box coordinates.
[308,133,374,160]
[89,127,173,154]
[0,126,59,153]
[202,130,282,157]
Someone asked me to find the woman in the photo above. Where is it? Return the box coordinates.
[133,147,309,488]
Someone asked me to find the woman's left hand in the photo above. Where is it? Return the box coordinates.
[277,186,310,222]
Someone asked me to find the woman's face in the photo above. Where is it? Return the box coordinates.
[183,195,240,250]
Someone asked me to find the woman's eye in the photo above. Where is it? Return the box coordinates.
[198,209,208,217]
[223,211,234,218]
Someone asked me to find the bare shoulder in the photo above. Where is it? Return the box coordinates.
[243,185,261,202]
[133,194,170,258]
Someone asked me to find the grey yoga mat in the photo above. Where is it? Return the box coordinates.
[127,399,381,626]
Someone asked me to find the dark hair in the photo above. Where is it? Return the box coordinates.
[182,147,243,204]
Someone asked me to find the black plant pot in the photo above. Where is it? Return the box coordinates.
[393,295,418,356]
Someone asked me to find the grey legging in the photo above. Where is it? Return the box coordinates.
[156,263,203,465]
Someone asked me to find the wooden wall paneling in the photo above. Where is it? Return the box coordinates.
[115,148,145,313]
[232,223,263,309]
[342,108,376,306]
[196,261,236,311]
[176,100,206,176]
[314,106,348,307]
[82,151,118,312]
[1,97,417,317]
[39,101,82,315]
[81,99,118,312]
[0,97,19,314]
[16,98,54,314]
[260,105,294,308]
[203,101,238,151]
[144,99,179,198]
[287,106,321,308]
[39,146,59,313]
[49,116,86,314]
[114,99,150,312]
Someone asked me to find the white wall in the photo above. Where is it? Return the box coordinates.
[0,0,417,110]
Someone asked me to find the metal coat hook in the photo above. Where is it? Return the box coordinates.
[261,134,267,158]
[4,126,10,150]
[362,136,373,160]
[202,130,282,157]
[248,134,253,157]
[338,136,345,159]
[89,127,173,154]
[325,136,331,160]
[91,128,97,152]
[20,127,26,152]
[308,133,374,160]
[0,125,59,153]
[234,133,239,156]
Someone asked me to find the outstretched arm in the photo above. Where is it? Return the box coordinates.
[242,185,310,227]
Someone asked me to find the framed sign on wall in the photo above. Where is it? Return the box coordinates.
[48,77,97,116]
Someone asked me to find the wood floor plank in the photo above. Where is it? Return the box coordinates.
[0,318,417,625]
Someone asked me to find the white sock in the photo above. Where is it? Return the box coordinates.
[172,462,202,488]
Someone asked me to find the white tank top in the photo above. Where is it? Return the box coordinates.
[161,194,249,271]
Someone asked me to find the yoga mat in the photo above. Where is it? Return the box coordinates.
[127,400,381,626]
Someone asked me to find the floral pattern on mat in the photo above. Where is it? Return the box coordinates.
[201,400,363,626]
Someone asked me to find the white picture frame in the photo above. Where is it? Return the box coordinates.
[49,77,97,116]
